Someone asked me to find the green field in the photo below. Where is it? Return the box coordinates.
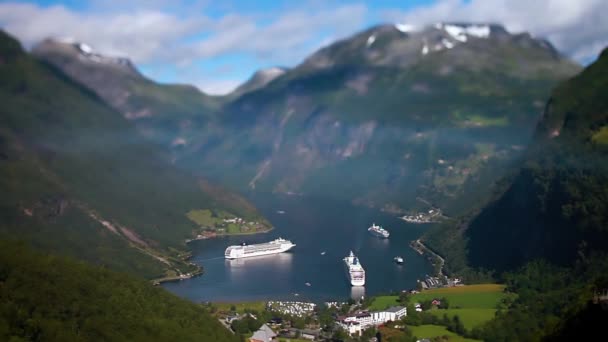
[592,126,608,144]
[213,301,266,314]
[369,284,509,332]
[411,284,507,309]
[429,308,497,330]
[369,295,401,311]
[409,325,480,342]
[187,209,225,227]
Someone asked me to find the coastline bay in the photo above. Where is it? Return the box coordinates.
[163,193,435,303]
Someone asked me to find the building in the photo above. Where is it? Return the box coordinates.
[250,324,276,342]
[338,306,407,335]
[339,321,363,336]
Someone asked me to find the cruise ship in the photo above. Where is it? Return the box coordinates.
[224,238,295,259]
[343,251,366,286]
[368,223,390,238]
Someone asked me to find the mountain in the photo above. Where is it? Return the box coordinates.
[230,66,289,99]
[32,38,220,153]
[425,47,608,274]
[0,30,267,279]
[32,23,581,217]
[181,23,581,215]
[0,239,237,341]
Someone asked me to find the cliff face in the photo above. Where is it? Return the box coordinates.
[184,23,580,215]
[429,47,608,273]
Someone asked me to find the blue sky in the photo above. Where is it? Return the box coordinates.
[1,0,607,94]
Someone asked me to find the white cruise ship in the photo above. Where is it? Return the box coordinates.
[224,238,295,259]
[343,251,365,286]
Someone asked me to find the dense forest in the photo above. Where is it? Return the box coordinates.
[0,239,238,341]
[422,47,608,340]
[425,46,608,275]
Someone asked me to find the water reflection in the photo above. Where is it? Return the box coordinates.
[351,286,365,301]
[227,252,294,281]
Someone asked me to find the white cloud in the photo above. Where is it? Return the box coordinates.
[0,2,367,94]
[1,0,605,96]
[382,0,608,62]
[0,2,205,63]
[0,2,366,65]
[192,4,367,62]
[194,79,243,95]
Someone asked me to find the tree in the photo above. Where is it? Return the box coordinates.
[332,329,348,341]
[438,297,449,309]
[361,327,377,340]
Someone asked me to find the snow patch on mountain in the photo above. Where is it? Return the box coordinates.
[394,23,416,33]
[443,24,491,42]
[366,34,376,47]
[421,44,429,55]
[79,43,93,54]
[442,38,455,49]
[258,67,286,79]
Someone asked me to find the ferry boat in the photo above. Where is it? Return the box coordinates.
[368,223,390,238]
[343,251,366,286]
[224,238,295,259]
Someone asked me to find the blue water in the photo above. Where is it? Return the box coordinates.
[163,193,434,303]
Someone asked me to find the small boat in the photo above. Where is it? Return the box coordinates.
[276,210,286,214]
[394,256,404,264]
[320,251,326,255]
[294,293,299,296]
[305,282,311,287]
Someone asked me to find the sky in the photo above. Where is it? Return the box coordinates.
[0,0,607,95]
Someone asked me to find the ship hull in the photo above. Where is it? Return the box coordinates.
[225,243,294,259]
[368,230,389,238]
[344,261,366,286]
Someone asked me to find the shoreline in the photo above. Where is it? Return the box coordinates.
[186,226,275,243]
[152,268,204,285]
[410,239,445,277]
[216,226,274,237]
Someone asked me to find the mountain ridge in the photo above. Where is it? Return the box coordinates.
[182,22,581,215]
[424,46,608,275]
[0,30,268,279]
[30,23,582,217]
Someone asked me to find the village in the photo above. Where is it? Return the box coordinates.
[185,209,273,241]
[399,208,443,224]
[206,284,471,342]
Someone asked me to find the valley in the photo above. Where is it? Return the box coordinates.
[0,6,607,341]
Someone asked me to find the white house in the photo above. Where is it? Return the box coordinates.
[339,321,363,335]
[339,306,407,335]
[249,324,276,342]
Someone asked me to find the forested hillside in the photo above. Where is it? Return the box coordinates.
[0,30,267,279]
[424,47,608,276]
[0,240,237,341]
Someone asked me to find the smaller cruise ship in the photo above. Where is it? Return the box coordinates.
[368,223,390,238]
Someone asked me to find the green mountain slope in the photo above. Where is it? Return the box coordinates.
[425,47,608,275]
[0,31,267,279]
[32,38,221,153]
[184,23,581,216]
[0,239,237,342]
